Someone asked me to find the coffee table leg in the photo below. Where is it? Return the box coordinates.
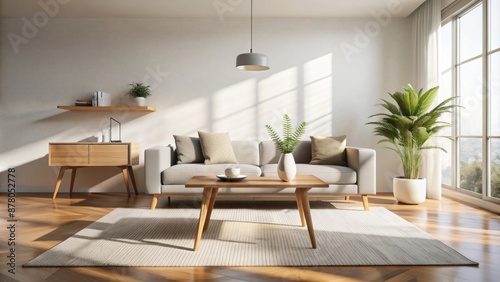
[295,190,306,227]
[203,188,219,231]
[193,188,213,251]
[297,188,316,249]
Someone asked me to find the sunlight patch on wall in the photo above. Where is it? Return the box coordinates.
[257,67,298,139]
[212,79,257,139]
[163,97,210,136]
[303,54,332,135]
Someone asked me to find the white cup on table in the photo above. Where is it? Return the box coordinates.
[225,166,240,178]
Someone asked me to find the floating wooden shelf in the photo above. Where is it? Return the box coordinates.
[57,106,156,112]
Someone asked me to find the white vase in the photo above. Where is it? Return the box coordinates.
[277,153,297,182]
[393,177,426,204]
[135,97,146,106]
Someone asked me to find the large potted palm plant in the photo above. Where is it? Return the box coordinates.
[367,84,458,204]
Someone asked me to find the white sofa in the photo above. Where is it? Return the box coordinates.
[145,140,376,210]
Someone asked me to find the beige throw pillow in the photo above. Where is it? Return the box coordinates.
[310,135,347,166]
[173,135,204,164]
[198,131,238,165]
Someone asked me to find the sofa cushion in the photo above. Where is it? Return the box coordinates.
[260,164,356,184]
[198,131,238,165]
[232,141,260,166]
[162,164,262,185]
[173,135,204,164]
[310,135,347,166]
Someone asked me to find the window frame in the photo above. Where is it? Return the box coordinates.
[441,0,500,205]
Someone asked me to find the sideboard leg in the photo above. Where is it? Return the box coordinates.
[127,166,139,195]
[52,166,67,199]
[121,166,131,197]
[69,167,77,197]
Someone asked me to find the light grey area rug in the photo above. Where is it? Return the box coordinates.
[24,207,478,267]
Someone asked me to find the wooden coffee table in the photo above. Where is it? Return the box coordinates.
[185,175,329,251]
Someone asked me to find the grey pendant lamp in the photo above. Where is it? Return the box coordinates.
[236,0,269,71]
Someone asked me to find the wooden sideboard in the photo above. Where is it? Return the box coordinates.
[49,142,139,199]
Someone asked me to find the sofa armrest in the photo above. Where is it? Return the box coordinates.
[345,147,376,195]
[144,145,174,195]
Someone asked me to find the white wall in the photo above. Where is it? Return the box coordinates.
[0,15,412,194]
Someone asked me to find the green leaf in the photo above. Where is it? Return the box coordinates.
[265,114,307,154]
[416,86,439,115]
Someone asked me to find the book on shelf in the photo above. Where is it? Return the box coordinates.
[75,100,92,106]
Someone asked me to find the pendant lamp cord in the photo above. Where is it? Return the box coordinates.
[250,0,253,53]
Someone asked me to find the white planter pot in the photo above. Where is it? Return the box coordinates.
[135,97,146,106]
[277,153,297,182]
[393,177,426,204]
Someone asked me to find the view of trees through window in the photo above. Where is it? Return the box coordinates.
[440,0,500,201]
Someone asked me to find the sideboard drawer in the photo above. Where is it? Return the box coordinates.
[89,144,129,165]
[49,142,138,167]
[49,144,88,166]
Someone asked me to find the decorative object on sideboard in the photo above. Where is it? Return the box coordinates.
[109,117,122,143]
[100,124,108,143]
[128,82,152,106]
[265,114,307,182]
[236,0,269,71]
[367,84,460,204]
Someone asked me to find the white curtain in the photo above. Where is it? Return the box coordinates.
[411,0,442,200]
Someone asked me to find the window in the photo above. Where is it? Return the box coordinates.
[440,21,453,186]
[489,0,500,199]
[441,0,500,203]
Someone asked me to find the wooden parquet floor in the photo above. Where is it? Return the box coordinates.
[0,193,499,282]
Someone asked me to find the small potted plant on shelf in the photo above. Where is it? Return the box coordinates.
[265,114,307,182]
[367,84,459,204]
[128,82,152,106]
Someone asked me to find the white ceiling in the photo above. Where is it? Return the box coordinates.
[0,0,427,18]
